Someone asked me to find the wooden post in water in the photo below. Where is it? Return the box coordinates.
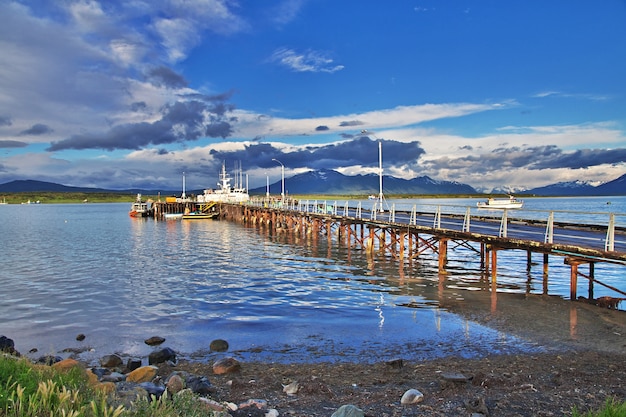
[491,247,498,284]
[438,238,448,274]
[543,253,549,294]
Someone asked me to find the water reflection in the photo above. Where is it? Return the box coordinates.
[2,202,622,363]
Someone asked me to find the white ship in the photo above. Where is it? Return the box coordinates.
[196,163,250,203]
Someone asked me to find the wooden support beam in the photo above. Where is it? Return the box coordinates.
[438,238,448,274]
[491,247,498,284]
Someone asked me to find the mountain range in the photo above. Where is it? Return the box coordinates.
[0,170,624,196]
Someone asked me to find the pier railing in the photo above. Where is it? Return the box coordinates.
[248,198,626,255]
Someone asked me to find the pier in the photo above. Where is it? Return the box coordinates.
[154,198,626,307]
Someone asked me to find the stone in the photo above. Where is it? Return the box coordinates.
[76,333,86,341]
[385,358,404,369]
[0,335,19,356]
[100,354,123,368]
[213,357,241,374]
[166,374,185,394]
[239,399,268,410]
[441,371,470,382]
[331,404,365,417]
[198,397,226,412]
[186,375,215,394]
[126,365,158,383]
[209,339,229,352]
[148,347,176,365]
[36,355,62,365]
[52,358,82,373]
[101,372,126,383]
[401,388,424,405]
[144,336,166,346]
[139,382,166,399]
[126,358,142,372]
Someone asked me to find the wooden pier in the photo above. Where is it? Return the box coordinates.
[153,198,626,307]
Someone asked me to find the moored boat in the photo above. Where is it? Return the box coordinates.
[129,194,152,217]
[163,212,183,220]
[196,163,249,203]
[477,195,523,209]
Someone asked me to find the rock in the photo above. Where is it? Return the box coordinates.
[385,358,404,369]
[52,358,82,373]
[209,339,229,352]
[144,336,166,346]
[187,375,215,394]
[331,404,365,417]
[89,368,110,379]
[401,388,424,405]
[36,355,62,365]
[441,371,470,382]
[139,382,166,399]
[93,381,116,394]
[198,397,226,412]
[101,372,126,383]
[265,410,279,417]
[76,333,86,341]
[148,347,176,365]
[166,374,185,394]
[126,358,142,372]
[213,357,241,374]
[239,399,268,410]
[126,365,158,383]
[100,354,123,368]
[0,335,19,356]
[282,380,300,395]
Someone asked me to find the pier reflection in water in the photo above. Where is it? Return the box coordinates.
[1,200,624,364]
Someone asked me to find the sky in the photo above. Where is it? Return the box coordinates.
[1,0,625,193]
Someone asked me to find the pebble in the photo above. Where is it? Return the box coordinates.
[144,336,166,346]
[209,339,229,352]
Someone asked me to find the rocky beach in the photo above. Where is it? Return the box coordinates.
[3,292,626,416]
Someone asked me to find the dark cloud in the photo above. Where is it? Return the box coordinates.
[47,97,236,151]
[131,102,147,112]
[0,115,11,126]
[423,145,626,175]
[0,140,28,148]
[147,66,188,89]
[209,137,425,171]
[19,123,53,136]
[339,120,364,127]
[315,125,329,131]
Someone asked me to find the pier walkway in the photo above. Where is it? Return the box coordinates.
[215,198,626,306]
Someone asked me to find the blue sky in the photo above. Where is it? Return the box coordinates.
[1,0,625,192]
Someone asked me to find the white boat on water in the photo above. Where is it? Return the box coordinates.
[196,163,249,203]
[477,195,523,209]
[129,193,152,217]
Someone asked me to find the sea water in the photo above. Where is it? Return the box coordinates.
[1,197,624,363]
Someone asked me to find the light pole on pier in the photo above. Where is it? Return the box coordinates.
[361,130,384,212]
[272,158,285,204]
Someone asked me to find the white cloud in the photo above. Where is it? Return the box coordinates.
[269,48,344,73]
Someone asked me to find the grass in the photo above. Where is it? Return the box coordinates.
[573,398,626,417]
[0,355,224,416]
[0,193,158,205]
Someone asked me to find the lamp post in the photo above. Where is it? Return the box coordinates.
[272,158,285,203]
[361,130,384,212]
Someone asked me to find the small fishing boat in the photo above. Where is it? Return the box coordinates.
[182,203,219,220]
[163,212,183,220]
[129,194,151,217]
[477,195,523,209]
[182,211,219,220]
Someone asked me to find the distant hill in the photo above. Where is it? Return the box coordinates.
[249,169,477,195]
[525,180,597,196]
[2,171,625,196]
[525,173,626,196]
[0,179,172,195]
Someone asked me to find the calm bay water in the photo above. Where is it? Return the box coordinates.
[1,196,625,364]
